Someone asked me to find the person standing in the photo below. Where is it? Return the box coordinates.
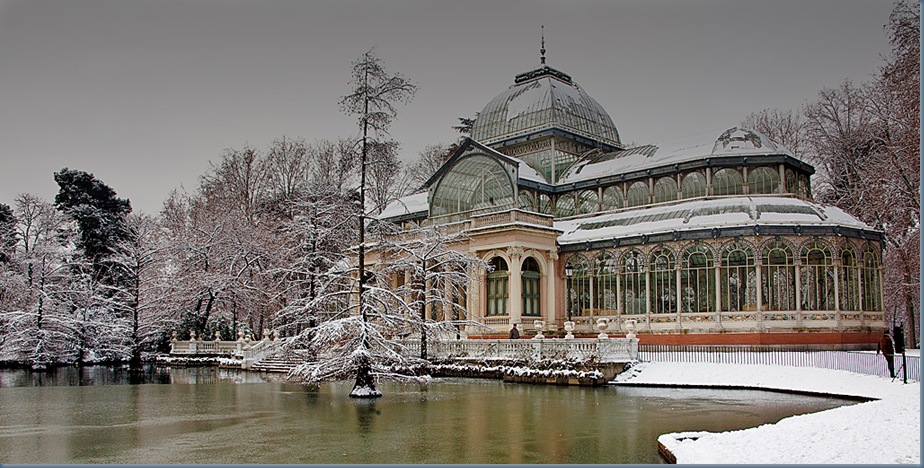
[877,331,895,378]
[508,324,520,339]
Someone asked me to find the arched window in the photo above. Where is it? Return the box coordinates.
[538,194,552,214]
[653,177,678,204]
[594,253,618,314]
[556,194,575,218]
[840,245,861,311]
[650,248,676,314]
[861,245,882,311]
[621,250,647,314]
[522,257,541,317]
[518,191,537,212]
[577,190,599,215]
[486,257,509,316]
[798,174,812,199]
[720,243,756,312]
[761,241,796,311]
[785,169,798,194]
[713,168,744,196]
[430,154,514,219]
[566,256,591,317]
[681,172,707,199]
[602,186,624,211]
[800,242,834,311]
[626,181,649,207]
[681,245,715,313]
[748,167,781,195]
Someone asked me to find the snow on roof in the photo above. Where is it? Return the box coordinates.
[556,196,871,244]
[517,159,548,184]
[558,127,806,186]
[377,192,429,220]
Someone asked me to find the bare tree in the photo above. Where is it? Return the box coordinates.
[406,143,455,190]
[337,48,417,397]
[200,144,269,225]
[741,108,808,159]
[371,221,488,360]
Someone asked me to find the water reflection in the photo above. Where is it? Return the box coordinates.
[0,367,856,464]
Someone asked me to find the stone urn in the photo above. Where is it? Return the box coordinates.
[625,319,638,340]
[189,331,197,341]
[533,320,546,339]
[596,317,610,339]
[171,331,177,342]
[563,321,576,339]
[262,329,270,341]
[214,330,221,341]
[237,330,244,342]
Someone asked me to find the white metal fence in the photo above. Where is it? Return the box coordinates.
[638,345,920,381]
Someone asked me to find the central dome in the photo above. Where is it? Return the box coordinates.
[471,65,621,147]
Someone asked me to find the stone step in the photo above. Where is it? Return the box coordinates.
[252,355,304,373]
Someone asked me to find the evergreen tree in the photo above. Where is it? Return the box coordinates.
[53,168,132,282]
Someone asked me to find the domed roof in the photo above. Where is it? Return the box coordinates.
[712,127,788,154]
[471,65,621,147]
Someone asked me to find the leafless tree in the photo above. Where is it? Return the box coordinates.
[337,48,417,397]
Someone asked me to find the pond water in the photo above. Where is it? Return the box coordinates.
[0,365,855,464]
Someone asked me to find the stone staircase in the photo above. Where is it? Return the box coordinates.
[251,353,305,374]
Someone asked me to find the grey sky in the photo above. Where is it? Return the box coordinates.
[0,0,895,214]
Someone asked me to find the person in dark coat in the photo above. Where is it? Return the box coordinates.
[508,324,520,339]
[877,331,895,378]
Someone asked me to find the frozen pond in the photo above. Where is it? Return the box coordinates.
[0,365,855,464]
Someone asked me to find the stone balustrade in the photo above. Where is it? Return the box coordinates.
[396,337,638,363]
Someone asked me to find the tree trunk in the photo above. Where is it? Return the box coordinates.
[350,353,381,398]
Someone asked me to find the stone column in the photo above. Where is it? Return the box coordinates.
[507,247,524,325]
[547,251,559,326]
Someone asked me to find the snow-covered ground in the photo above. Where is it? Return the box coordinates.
[614,361,920,464]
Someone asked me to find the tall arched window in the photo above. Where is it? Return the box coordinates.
[594,253,618,314]
[566,256,591,317]
[840,245,861,311]
[538,194,552,214]
[720,243,756,312]
[522,257,541,317]
[486,257,509,316]
[650,248,677,314]
[430,154,514,219]
[861,245,882,311]
[761,241,796,311]
[602,186,624,211]
[748,167,781,195]
[713,168,744,196]
[681,245,715,313]
[577,190,599,215]
[800,242,834,311]
[681,172,707,199]
[626,181,649,207]
[653,177,678,204]
[556,194,575,218]
[785,169,798,194]
[518,191,537,212]
[621,250,647,314]
[798,174,812,199]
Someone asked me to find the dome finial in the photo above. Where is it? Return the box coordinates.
[540,25,546,65]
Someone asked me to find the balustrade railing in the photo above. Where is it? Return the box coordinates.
[638,344,920,381]
[396,338,638,362]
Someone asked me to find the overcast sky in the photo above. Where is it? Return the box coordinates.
[0,0,897,214]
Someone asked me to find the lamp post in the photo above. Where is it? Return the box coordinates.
[564,263,573,322]
[564,263,575,339]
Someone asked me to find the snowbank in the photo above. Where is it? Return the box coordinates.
[615,362,920,464]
